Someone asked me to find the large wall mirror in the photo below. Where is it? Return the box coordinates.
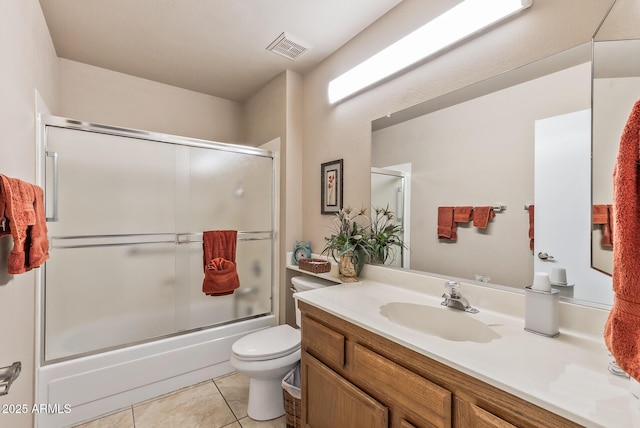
[591,0,640,277]
[371,41,614,308]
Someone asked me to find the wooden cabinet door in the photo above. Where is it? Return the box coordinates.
[351,343,451,428]
[302,352,388,428]
[454,397,516,428]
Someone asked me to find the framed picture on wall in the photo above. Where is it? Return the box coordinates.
[321,159,343,214]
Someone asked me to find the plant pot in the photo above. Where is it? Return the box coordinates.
[339,252,359,283]
[369,252,384,264]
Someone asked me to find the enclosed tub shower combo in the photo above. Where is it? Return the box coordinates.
[35,116,278,427]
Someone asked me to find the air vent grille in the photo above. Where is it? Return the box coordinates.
[266,33,309,60]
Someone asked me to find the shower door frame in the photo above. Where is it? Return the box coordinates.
[370,166,411,268]
[35,114,279,366]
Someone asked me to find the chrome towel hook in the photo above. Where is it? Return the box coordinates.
[538,251,554,260]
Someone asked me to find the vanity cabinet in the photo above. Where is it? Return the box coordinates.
[454,398,516,428]
[299,301,580,428]
[303,353,388,428]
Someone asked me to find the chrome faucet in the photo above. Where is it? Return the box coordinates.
[441,280,479,314]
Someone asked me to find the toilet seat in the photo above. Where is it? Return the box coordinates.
[232,325,301,361]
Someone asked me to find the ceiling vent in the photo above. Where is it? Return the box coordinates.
[266,32,309,60]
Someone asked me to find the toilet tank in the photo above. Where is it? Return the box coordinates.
[291,275,334,327]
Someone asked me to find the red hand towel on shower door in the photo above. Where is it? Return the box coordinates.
[202,230,240,296]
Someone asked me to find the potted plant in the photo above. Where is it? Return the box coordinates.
[369,205,406,265]
[322,207,372,282]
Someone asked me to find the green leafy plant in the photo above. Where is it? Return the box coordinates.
[369,204,406,264]
[322,207,373,263]
[322,205,406,274]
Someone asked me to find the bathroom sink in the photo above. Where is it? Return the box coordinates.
[379,302,500,343]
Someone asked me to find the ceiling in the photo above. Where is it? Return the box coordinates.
[39,0,403,102]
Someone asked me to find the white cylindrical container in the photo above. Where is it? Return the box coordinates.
[532,272,551,292]
[550,266,568,285]
[524,286,560,337]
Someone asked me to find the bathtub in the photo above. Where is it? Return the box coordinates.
[35,314,275,428]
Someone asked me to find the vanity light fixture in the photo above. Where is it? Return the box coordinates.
[327,0,533,104]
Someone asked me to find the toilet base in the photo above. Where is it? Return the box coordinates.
[247,377,285,421]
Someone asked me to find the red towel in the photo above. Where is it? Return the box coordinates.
[202,230,240,296]
[473,206,495,229]
[608,204,615,245]
[592,204,608,224]
[453,206,473,223]
[528,205,534,251]
[437,207,456,240]
[593,204,613,247]
[0,175,49,274]
[604,99,640,381]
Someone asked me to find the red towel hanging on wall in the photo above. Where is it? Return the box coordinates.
[473,206,495,229]
[0,174,49,274]
[528,204,535,251]
[437,207,456,240]
[592,204,613,247]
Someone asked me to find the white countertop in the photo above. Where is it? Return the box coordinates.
[292,267,640,428]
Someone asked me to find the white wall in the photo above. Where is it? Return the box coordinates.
[301,0,612,288]
[244,70,304,325]
[58,59,245,143]
[0,1,59,426]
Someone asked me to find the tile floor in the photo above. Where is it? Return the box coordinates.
[71,372,286,428]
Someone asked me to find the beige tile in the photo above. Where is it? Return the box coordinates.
[133,381,236,428]
[222,422,242,428]
[215,372,250,419]
[71,408,134,428]
[238,415,286,428]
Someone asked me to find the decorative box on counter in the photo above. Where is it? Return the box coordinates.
[298,258,331,274]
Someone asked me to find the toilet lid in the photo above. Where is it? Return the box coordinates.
[291,275,333,292]
[232,325,301,361]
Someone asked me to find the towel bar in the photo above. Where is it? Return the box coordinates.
[51,231,274,249]
[176,231,273,244]
[0,361,21,396]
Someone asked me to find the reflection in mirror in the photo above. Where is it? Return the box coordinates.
[371,43,613,307]
[371,165,411,268]
[591,40,640,276]
[591,0,640,277]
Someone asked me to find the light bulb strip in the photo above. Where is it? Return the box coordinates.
[328,0,532,104]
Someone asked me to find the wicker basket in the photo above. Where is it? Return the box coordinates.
[283,387,301,428]
[282,364,301,428]
[298,258,330,274]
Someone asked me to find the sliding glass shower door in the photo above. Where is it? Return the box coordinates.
[43,119,274,362]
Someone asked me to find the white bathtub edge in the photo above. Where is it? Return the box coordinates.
[35,315,276,428]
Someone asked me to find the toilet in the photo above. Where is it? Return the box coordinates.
[230,274,333,420]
